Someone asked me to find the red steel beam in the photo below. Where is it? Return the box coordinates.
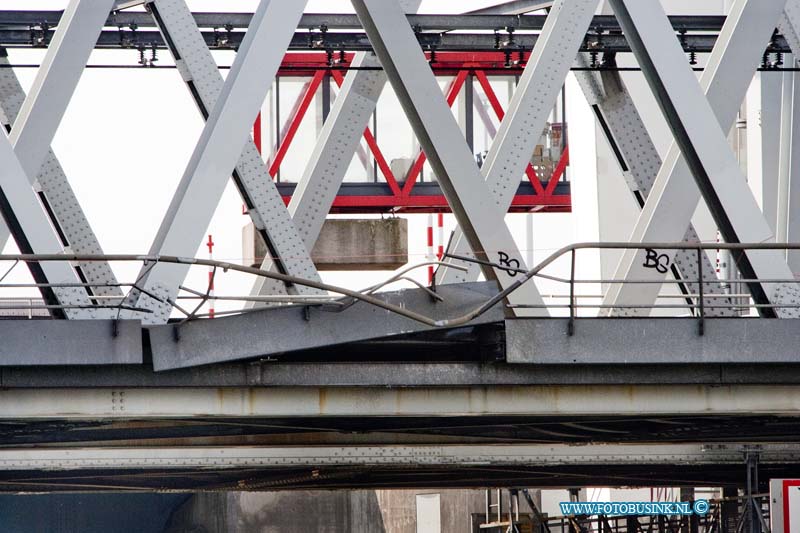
[259,53,571,213]
[330,69,403,197]
[474,69,548,195]
[278,51,538,76]
[268,70,325,178]
[292,194,572,213]
[401,70,469,196]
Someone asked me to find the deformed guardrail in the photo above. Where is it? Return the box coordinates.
[0,242,796,327]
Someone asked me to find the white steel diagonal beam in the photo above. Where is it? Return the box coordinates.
[11,0,116,178]
[572,54,734,317]
[287,52,383,247]
[147,0,321,299]
[351,0,546,316]
[0,0,119,318]
[0,130,99,319]
[0,51,122,301]
[436,0,599,285]
[780,2,800,54]
[287,0,422,247]
[606,0,800,318]
[131,0,308,323]
[603,0,791,316]
[252,0,423,299]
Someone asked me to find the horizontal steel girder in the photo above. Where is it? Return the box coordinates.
[4,316,800,371]
[0,443,795,471]
[4,315,800,371]
[469,0,555,15]
[275,181,571,214]
[7,361,800,388]
[191,361,800,386]
[148,281,504,371]
[0,319,141,365]
[0,30,785,54]
[2,384,800,418]
[506,318,800,364]
[0,12,730,32]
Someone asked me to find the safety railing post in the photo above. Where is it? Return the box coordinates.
[568,248,576,336]
[697,247,705,336]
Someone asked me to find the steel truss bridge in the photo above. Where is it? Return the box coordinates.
[0,0,798,497]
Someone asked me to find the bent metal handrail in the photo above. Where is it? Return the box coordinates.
[0,242,798,327]
[0,254,466,326]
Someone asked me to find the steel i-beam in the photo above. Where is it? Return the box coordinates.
[130,0,309,323]
[604,0,800,317]
[352,0,550,316]
[0,443,795,471]
[436,0,598,286]
[2,384,800,418]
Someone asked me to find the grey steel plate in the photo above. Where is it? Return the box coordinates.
[0,319,142,365]
[506,318,800,364]
[149,281,503,371]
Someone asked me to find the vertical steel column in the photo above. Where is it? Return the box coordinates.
[779,9,800,274]
[320,74,331,124]
[132,0,309,323]
[746,71,782,234]
[721,487,739,533]
[679,487,697,533]
[267,72,325,178]
[473,86,498,141]
[606,0,800,317]
[777,58,795,245]
[352,0,547,315]
[784,70,800,274]
[460,74,475,153]
[148,0,322,300]
[436,0,598,286]
[603,0,798,317]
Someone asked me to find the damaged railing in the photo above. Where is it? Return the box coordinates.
[0,242,796,326]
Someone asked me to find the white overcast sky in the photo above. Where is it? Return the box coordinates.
[0,1,723,315]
